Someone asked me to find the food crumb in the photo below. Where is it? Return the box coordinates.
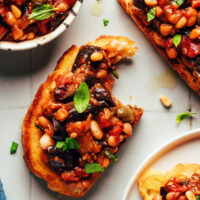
[160,95,172,108]
[129,96,132,100]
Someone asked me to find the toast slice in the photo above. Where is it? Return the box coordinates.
[139,163,200,200]
[118,0,200,94]
[22,35,143,198]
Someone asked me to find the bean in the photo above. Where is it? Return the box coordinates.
[90,52,103,62]
[175,16,187,29]
[39,133,54,150]
[160,24,173,36]
[153,31,166,48]
[108,135,117,147]
[144,0,157,7]
[123,123,133,136]
[91,120,103,140]
[189,27,200,39]
[166,47,177,59]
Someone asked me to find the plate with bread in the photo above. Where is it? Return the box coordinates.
[123,128,200,200]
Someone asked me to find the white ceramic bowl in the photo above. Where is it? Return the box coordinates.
[0,0,83,51]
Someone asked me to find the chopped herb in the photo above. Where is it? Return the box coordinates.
[172,34,182,48]
[56,138,80,151]
[172,0,184,6]
[74,82,90,113]
[85,163,104,174]
[147,7,156,22]
[10,142,18,154]
[29,4,57,21]
[105,150,118,162]
[63,138,80,151]
[0,180,6,200]
[56,141,65,149]
[112,70,119,79]
[176,112,197,124]
[103,19,109,26]
[197,196,200,200]
[34,123,44,132]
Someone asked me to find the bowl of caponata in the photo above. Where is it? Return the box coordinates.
[0,0,83,50]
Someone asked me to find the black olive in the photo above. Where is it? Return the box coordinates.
[133,0,146,10]
[160,186,167,199]
[54,84,69,102]
[50,160,66,171]
[52,118,66,141]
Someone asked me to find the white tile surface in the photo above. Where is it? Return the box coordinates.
[0,0,199,200]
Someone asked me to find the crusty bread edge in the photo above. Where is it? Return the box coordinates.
[22,35,142,198]
[118,0,200,94]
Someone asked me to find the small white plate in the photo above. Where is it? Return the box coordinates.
[123,128,200,200]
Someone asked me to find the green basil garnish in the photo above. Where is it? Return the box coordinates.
[172,0,184,6]
[103,19,109,26]
[56,138,80,151]
[147,7,156,22]
[85,163,104,174]
[74,82,90,113]
[172,34,182,48]
[105,150,118,162]
[112,70,119,79]
[196,196,200,200]
[34,123,44,132]
[10,142,18,154]
[29,4,57,20]
[176,112,197,124]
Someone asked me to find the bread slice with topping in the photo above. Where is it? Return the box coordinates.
[22,35,143,198]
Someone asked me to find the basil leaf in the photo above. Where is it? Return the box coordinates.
[112,70,119,79]
[10,142,18,154]
[29,4,56,20]
[74,82,90,113]
[0,180,6,200]
[103,19,109,26]
[176,112,197,124]
[63,138,80,151]
[147,7,156,22]
[197,196,200,200]
[85,163,104,174]
[56,141,65,149]
[34,123,44,132]
[172,34,182,48]
[105,150,118,162]
[172,0,184,6]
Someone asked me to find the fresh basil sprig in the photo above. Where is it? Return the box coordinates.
[196,196,200,200]
[10,141,18,154]
[147,7,156,22]
[56,138,80,151]
[105,150,118,162]
[103,19,109,26]
[85,163,104,174]
[172,0,184,6]
[74,82,90,113]
[172,34,182,48]
[176,112,197,124]
[29,4,57,20]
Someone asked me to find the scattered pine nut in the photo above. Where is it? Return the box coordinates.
[160,95,172,108]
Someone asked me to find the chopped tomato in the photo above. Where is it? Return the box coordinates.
[61,171,79,182]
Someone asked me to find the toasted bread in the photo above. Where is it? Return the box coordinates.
[22,35,143,198]
[139,163,200,199]
[118,0,200,94]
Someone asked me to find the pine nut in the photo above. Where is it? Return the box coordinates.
[39,133,54,150]
[11,4,22,19]
[160,95,172,108]
[90,52,103,62]
[123,123,133,136]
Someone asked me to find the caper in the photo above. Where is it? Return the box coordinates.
[117,105,135,123]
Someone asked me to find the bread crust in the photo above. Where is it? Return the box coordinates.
[139,163,200,200]
[118,0,200,94]
[22,35,142,198]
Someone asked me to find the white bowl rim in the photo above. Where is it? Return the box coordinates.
[123,128,200,200]
[0,0,83,51]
